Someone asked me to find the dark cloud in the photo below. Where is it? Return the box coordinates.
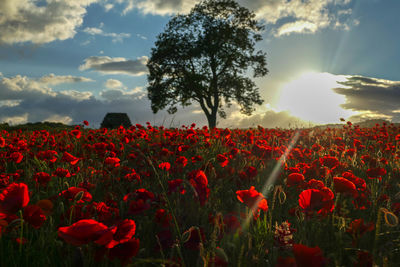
[0,74,207,127]
[334,75,400,122]
[79,56,148,76]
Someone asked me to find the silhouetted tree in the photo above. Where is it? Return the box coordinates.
[147,0,268,128]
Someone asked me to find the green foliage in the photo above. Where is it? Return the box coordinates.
[147,0,268,128]
[0,122,74,131]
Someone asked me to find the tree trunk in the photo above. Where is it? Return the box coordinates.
[206,113,217,129]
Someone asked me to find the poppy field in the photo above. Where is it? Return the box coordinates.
[1,121,400,266]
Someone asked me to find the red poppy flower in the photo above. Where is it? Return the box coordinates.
[83,120,89,126]
[23,204,46,228]
[307,179,325,190]
[333,177,357,197]
[175,156,188,167]
[158,162,171,171]
[60,187,92,203]
[319,155,339,169]
[293,244,326,267]
[36,150,58,163]
[58,219,108,246]
[61,152,80,165]
[188,170,210,206]
[217,154,228,167]
[236,186,268,212]
[33,172,51,186]
[0,183,30,214]
[311,143,322,152]
[245,166,258,178]
[346,218,374,240]
[287,173,305,188]
[127,199,151,215]
[0,137,5,148]
[69,129,81,139]
[96,219,136,249]
[342,172,366,191]
[36,199,53,216]
[124,170,141,182]
[95,202,119,224]
[298,189,334,215]
[108,237,140,265]
[167,179,186,195]
[9,152,23,163]
[53,167,71,178]
[366,167,387,178]
[276,256,296,267]
[191,155,203,163]
[105,157,121,168]
[239,168,255,180]
[154,209,172,228]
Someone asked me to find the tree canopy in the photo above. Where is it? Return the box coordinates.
[146,0,268,128]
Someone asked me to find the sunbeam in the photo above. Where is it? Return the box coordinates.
[242,130,301,230]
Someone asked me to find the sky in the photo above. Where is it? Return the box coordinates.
[0,0,399,128]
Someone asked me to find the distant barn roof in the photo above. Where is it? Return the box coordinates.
[100,113,132,129]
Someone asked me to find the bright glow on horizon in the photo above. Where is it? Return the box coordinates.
[276,71,356,124]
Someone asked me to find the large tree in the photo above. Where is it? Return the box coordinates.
[146,0,268,128]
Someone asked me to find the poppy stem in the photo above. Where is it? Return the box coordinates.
[373,207,383,262]
[141,152,186,267]
[19,210,23,253]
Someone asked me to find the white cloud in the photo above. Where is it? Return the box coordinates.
[136,34,147,40]
[130,86,145,95]
[1,114,28,125]
[100,86,145,101]
[276,20,318,36]
[248,0,356,36]
[39,74,94,85]
[116,0,355,36]
[105,79,125,89]
[83,27,104,35]
[0,75,56,100]
[44,114,73,124]
[83,27,131,43]
[81,40,92,46]
[59,90,93,101]
[0,0,100,44]
[100,89,127,100]
[104,3,114,12]
[0,100,22,108]
[79,56,148,76]
[220,106,310,129]
[132,0,196,16]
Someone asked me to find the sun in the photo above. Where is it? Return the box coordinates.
[276,71,356,124]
